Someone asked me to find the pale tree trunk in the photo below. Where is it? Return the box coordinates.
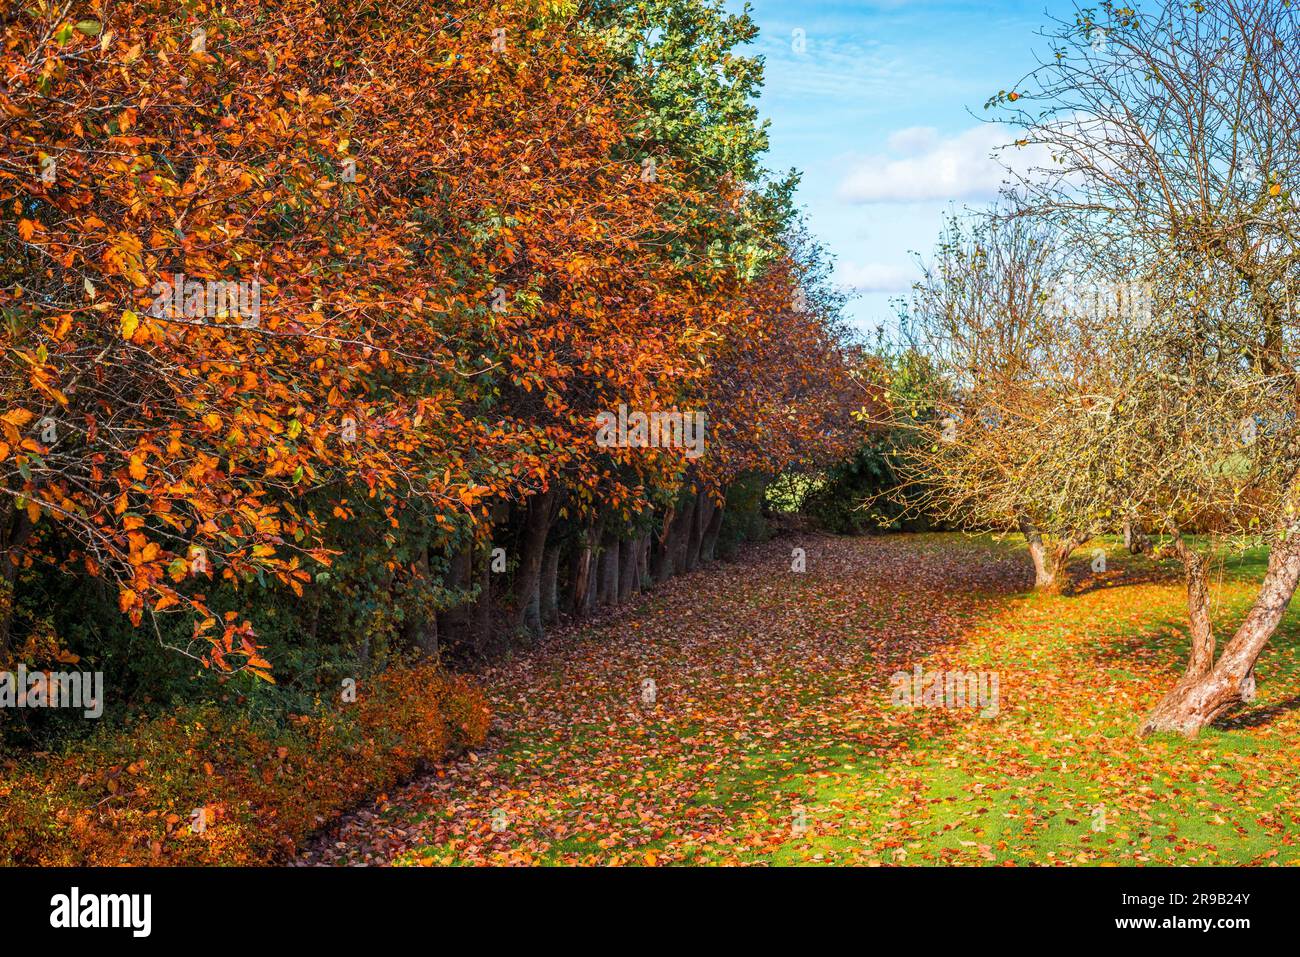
[1017,516,1080,593]
[1123,519,1152,555]
[1055,536,1086,584]
[1168,530,1214,679]
[582,540,598,615]
[1142,533,1300,736]
[1019,516,1054,590]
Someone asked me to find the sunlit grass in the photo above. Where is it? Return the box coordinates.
[386,533,1300,866]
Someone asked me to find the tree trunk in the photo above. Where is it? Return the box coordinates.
[618,535,637,601]
[651,508,674,583]
[0,503,33,655]
[686,491,715,572]
[568,526,597,618]
[566,540,584,617]
[1123,519,1151,555]
[474,545,493,656]
[437,544,473,647]
[700,499,724,563]
[403,544,439,659]
[1051,541,1077,586]
[634,533,649,590]
[582,550,598,614]
[1142,533,1300,736]
[1169,530,1214,679]
[655,499,694,584]
[514,491,554,640]
[540,543,561,627]
[406,610,438,659]
[672,499,693,575]
[1018,516,1060,592]
[598,532,619,607]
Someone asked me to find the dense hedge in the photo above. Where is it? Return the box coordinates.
[0,664,488,865]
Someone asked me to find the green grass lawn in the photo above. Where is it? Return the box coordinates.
[305,532,1300,866]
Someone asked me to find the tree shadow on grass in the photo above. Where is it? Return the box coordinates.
[1217,693,1300,730]
[1062,538,1271,598]
[1062,564,1177,597]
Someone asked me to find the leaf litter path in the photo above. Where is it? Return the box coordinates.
[297,533,1300,866]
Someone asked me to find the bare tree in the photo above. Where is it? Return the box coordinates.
[900,212,1099,591]
[996,0,1300,734]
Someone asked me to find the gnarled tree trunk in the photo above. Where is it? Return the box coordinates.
[1168,530,1214,679]
[1017,516,1081,593]
[1124,519,1152,555]
[1142,533,1300,736]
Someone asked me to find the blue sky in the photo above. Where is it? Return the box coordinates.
[736,0,1072,336]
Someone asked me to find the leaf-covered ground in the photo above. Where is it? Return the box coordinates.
[298,532,1300,866]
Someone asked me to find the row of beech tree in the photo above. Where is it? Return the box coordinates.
[887,0,1300,737]
[0,0,865,711]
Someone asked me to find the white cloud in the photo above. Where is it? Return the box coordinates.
[836,261,917,294]
[886,126,939,155]
[837,124,1046,204]
[758,30,949,105]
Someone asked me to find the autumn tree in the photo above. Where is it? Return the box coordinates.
[901,212,1097,592]
[0,0,861,681]
[995,0,1300,733]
